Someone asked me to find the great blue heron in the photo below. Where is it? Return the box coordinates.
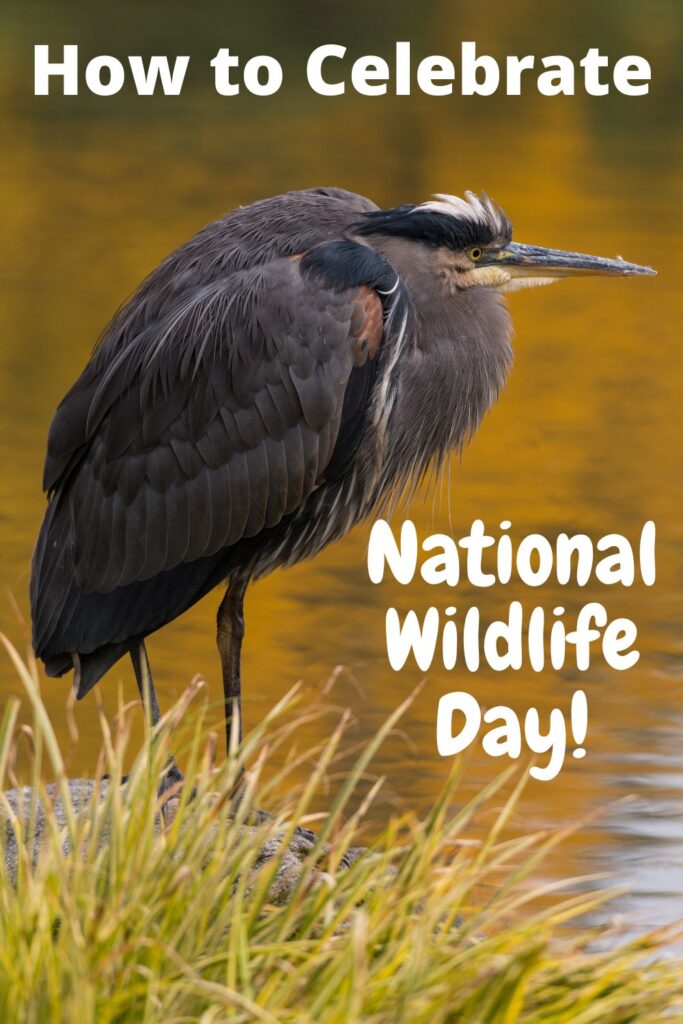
[30,187,654,782]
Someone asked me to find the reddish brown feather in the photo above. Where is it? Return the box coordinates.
[291,254,382,367]
[350,286,383,365]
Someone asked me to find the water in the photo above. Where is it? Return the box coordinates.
[1,0,682,935]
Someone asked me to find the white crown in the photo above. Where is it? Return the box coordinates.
[419,191,510,237]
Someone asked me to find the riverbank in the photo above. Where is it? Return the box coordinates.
[1,639,682,1022]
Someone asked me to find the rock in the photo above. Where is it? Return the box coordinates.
[1,779,363,901]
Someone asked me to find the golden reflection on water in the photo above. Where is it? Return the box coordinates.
[1,0,682,933]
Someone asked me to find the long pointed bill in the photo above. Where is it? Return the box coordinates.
[493,241,656,279]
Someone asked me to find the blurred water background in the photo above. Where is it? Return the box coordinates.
[1,0,682,937]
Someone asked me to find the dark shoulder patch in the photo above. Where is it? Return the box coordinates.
[300,240,399,295]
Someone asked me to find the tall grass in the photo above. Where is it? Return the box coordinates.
[0,636,681,1023]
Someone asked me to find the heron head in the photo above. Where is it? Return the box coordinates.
[354,191,655,293]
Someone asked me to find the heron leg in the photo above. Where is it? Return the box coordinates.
[130,641,184,794]
[217,578,247,755]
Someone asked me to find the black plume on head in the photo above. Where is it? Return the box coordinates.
[352,192,513,251]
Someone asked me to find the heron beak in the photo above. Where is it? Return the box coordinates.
[492,241,656,280]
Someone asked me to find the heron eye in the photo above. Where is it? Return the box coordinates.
[469,247,483,262]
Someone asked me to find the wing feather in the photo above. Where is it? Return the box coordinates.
[184,468,213,562]
[40,243,392,597]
